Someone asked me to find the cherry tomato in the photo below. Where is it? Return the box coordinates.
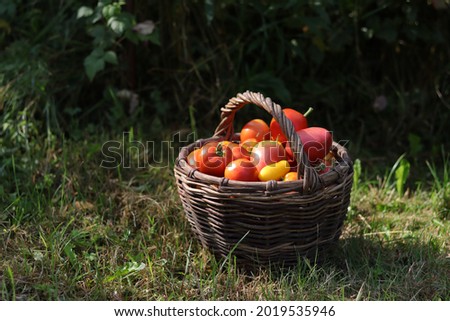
[258,160,291,181]
[250,140,287,172]
[283,171,299,181]
[187,148,202,168]
[224,158,259,181]
[296,127,332,163]
[240,119,270,143]
[270,108,308,143]
[198,142,233,177]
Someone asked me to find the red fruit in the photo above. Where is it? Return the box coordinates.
[296,127,332,163]
[239,138,258,158]
[240,119,271,143]
[270,108,308,143]
[198,142,233,177]
[187,148,202,168]
[220,141,249,160]
[250,140,287,172]
[224,158,259,181]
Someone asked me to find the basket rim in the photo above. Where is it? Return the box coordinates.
[175,136,353,192]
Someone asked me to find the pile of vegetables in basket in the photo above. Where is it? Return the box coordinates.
[187,108,334,182]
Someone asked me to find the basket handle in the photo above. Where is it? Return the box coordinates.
[213,91,322,193]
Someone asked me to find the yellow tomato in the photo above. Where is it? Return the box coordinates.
[258,160,290,181]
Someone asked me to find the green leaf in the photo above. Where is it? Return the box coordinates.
[102,4,121,19]
[205,0,214,25]
[138,29,160,46]
[0,2,17,17]
[353,159,361,189]
[377,27,398,43]
[104,50,118,65]
[107,17,125,35]
[395,158,410,197]
[105,261,146,282]
[84,49,105,81]
[385,153,406,191]
[92,11,103,24]
[64,242,77,266]
[0,19,11,33]
[408,133,423,157]
[247,72,291,103]
[77,6,94,19]
[87,25,106,39]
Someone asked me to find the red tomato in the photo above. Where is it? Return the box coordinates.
[220,141,249,160]
[287,157,298,171]
[250,140,287,172]
[283,143,298,167]
[270,108,308,143]
[198,142,233,177]
[239,138,258,158]
[240,119,270,143]
[224,158,259,181]
[187,148,202,168]
[296,127,332,163]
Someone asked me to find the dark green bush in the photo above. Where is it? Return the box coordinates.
[1,0,449,160]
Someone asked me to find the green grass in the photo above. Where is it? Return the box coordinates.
[1,135,449,301]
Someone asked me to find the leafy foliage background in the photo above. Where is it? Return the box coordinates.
[1,0,449,160]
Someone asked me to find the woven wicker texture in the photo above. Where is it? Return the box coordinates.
[174,91,353,266]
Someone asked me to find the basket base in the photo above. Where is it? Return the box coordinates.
[208,241,341,271]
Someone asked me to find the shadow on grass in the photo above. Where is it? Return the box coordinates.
[318,235,449,300]
[221,234,449,300]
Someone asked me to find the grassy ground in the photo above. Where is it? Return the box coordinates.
[1,134,449,301]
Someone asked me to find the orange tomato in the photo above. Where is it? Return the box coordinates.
[187,148,202,168]
[240,119,270,143]
[283,171,299,181]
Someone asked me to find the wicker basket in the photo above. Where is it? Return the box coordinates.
[174,91,353,266]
